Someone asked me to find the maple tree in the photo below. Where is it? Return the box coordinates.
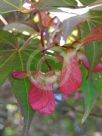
[0,0,102,135]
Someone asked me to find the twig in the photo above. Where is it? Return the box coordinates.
[67,104,102,119]
[0,15,8,26]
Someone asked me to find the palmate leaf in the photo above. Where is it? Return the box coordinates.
[41,0,77,7]
[0,52,16,85]
[0,31,17,85]
[35,0,77,10]
[0,30,40,135]
[0,30,17,44]
[79,0,96,6]
[4,23,35,35]
[0,0,26,14]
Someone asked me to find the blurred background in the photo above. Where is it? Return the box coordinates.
[0,80,102,136]
[0,0,102,135]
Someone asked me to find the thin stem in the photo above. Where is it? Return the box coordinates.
[67,104,102,119]
[41,31,52,71]
[19,35,34,51]
[39,10,52,70]
[0,15,8,26]
[23,35,34,47]
[41,29,45,48]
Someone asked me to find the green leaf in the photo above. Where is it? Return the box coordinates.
[92,72,102,95]
[36,0,77,10]
[0,30,17,44]
[82,22,102,71]
[82,68,97,123]
[11,78,34,136]
[89,10,102,25]
[4,23,35,36]
[43,0,77,7]
[79,0,96,6]
[0,0,26,14]
[0,31,17,85]
[0,31,39,133]
[0,52,16,85]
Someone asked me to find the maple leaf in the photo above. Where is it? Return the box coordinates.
[29,83,55,115]
[12,71,55,115]
[60,52,82,98]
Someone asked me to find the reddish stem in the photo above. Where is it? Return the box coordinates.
[0,15,8,26]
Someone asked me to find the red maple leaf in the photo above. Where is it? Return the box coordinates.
[60,53,82,98]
